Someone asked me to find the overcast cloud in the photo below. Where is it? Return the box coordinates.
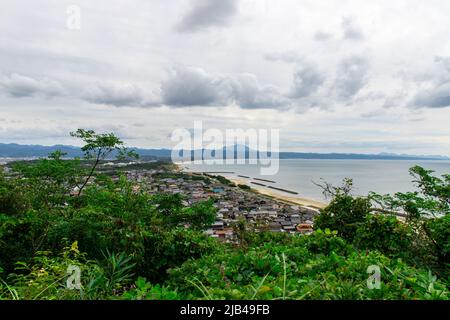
[341,16,365,41]
[0,0,449,156]
[334,55,370,100]
[176,0,238,33]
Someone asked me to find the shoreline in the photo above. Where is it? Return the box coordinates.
[226,176,327,210]
[177,162,327,210]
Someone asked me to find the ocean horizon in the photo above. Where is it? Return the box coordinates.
[183,159,450,202]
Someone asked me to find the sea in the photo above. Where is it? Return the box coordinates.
[183,159,450,202]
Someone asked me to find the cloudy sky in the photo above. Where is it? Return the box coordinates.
[0,0,449,156]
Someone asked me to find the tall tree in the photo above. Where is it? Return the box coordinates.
[70,129,138,195]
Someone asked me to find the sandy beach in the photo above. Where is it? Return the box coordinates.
[226,176,327,209]
[177,162,327,210]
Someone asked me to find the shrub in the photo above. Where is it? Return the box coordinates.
[167,233,449,300]
[139,228,220,282]
[0,172,29,215]
[424,215,450,268]
[180,199,216,230]
[305,229,351,256]
[161,198,217,230]
[121,277,179,300]
[353,215,413,257]
[0,243,135,300]
[0,210,48,273]
[314,194,371,241]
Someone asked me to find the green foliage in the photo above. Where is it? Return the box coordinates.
[152,193,184,216]
[305,229,351,256]
[370,166,449,219]
[231,217,253,248]
[70,129,138,162]
[151,194,216,229]
[354,215,413,257]
[0,131,448,301]
[85,250,136,298]
[180,199,217,230]
[210,175,235,186]
[365,167,448,272]
[0,242,136,300]
[10,152,81,209]
[154,172,211,184]
[314,194,371,241]
[0,171,29,215]
[410,166,450,207]
[0,145,220,289]
[167,232,448,300]
[313,167,449,277]
[70,129,138,196]
[140,228,220,282]
[121,277,179,300]
[0,208,60,273]
[424,215,450,266]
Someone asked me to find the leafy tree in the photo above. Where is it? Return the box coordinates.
[313,177,354,199]
[423,215,450,268]
[314,192,371,241]
[12,151,81,208]
[354,215,413,257]
[181,199,216,230]
[70,129,138,195]
[315,167,449,274]
[0,170,29,215]
[369,166,449,220]
[152,193,184,217]
[151,194,216,230]
[140,228,219,282]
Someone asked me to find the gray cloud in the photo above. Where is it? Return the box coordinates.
[0,68,288,110]
[334,55,370,99]
[0,72,162,108]
[266,50,369,104]
[176,0,238,33]
[160,66,287,109]
[264,51,302,64]
[231,74,288,109]
[0,73,65,98]
[289,65,325,99]
[314,31,334,41]
[161,66,231,106]
[0,58,371,111]
[434,56,450,73]
[342,16,365,41]
[411,57,450,108]
[82,83,161,108]
[413,83,450,108]
[264,53,326,101]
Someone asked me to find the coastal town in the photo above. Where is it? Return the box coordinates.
[111,161,322,242]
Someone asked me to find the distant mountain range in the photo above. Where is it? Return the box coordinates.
[0,142,448,161]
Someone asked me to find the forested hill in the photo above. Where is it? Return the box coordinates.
[0,143,448,160]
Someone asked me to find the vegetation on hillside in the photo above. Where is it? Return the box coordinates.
[0,130,448,300]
